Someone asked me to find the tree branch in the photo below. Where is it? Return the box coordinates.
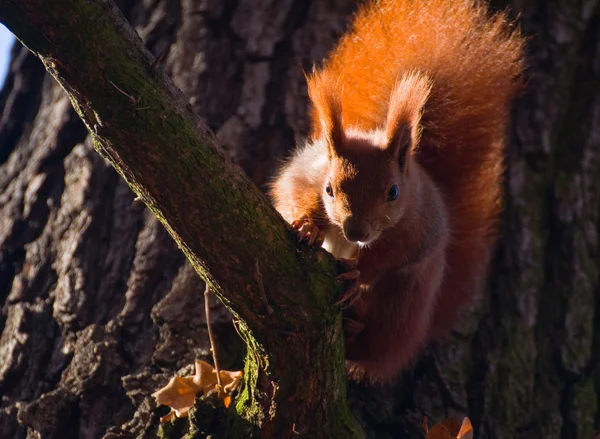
[0,0,362,437]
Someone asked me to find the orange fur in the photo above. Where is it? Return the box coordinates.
[271,0,524,381]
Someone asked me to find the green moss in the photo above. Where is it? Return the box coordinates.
[228,320,265,434]
[2,1,361,437]
[560,223,597,373]
[157,415,187,439]
[568,379,597,439]
[484,327,536,436]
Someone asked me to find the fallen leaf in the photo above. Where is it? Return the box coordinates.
[152,360,243,421]
[191,359,243,395]
[443,417,461,436]
[160,411,175,423]
[425,417,474,439]
[152,375,202,418]
[427,424,454,439]
[457,417,473,439]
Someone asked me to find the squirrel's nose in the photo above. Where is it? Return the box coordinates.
[342,218,370,242]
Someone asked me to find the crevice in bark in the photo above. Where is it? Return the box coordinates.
[0,0,599,438]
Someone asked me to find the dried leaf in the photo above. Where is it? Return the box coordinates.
[152,375,202,418]
[160,411,175,423]
[443,417,461,436]
[427,424,454,439]
[152,360,243,421]
[457,417,473,439]
[191,359,243,395]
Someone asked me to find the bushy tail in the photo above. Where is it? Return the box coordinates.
[311,0,525,334]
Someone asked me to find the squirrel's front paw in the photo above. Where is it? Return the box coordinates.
[291,218,325,246]
[343,316,365,344]
[335,258,362,308]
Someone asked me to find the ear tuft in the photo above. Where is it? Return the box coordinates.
[307,71,345,157]
[385,72,432,168]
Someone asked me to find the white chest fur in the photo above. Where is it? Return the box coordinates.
[322,228,359,259]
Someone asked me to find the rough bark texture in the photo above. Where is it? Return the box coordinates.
[0,1,598,439]
[0,0,362,437]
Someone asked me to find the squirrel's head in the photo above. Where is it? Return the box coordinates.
[308,72,431,246]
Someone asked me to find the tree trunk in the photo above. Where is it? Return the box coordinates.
[0,0,362,437]
[0,1,599,439]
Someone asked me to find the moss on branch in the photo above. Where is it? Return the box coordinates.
[0,0,363,437]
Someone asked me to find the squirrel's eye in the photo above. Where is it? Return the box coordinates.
[387,185,399,201]
[325,182,334,198]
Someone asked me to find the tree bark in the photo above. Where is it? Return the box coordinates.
[0,0,598,439]
[0,0,362,438]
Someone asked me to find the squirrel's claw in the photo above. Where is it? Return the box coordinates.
[340,271,366,342]
[291,218,325,246]
[343,317,365,339]
[336,257,360,282]
[336,257,358,271]
[335,258,361,308]
[336,269,360,281]
[343,316,366,343]
[335,278,361,308]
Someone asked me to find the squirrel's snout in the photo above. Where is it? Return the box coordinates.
[342,218,370,242]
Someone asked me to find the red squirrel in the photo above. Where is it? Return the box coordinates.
[270,0,525,381]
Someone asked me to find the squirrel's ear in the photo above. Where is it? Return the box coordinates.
[386,123,412,171]
[307,72,345,157]
[385,72,431,170]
